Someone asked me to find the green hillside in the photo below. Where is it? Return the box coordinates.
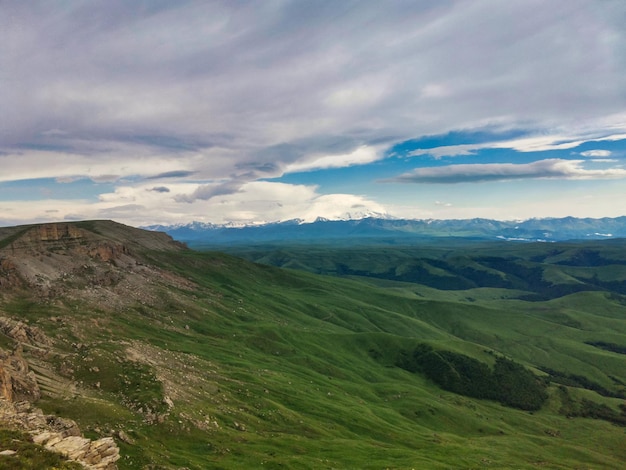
[225,239,626,298]
[1,225,626,469]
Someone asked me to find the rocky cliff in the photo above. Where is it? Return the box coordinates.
[0,221,192,309]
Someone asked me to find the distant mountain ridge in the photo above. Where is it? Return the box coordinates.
[145,216,626,246]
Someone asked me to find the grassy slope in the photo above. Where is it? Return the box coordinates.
[3,246,626,469]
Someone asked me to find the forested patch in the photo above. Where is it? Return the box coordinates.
[585,340,626,355]
[557,386,626,426]
[540,366,626,399]
[397,344,548,411]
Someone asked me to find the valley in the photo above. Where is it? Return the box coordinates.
[1,221,625,469]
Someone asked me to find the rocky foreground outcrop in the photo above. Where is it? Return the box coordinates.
[0,315,120,469]
[0,399,120,469]
[0,316,48,403]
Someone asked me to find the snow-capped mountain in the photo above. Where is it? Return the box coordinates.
[143,216,626,246]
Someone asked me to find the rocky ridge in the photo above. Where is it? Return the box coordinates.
[0,222,198,467]
[0,221,192,309]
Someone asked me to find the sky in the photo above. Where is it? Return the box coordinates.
[2,0,626,227]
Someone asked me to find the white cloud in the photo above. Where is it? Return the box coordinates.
[410,144,479,159]
[174,181,244,203]
[581,149,612,157]
[298,194,388,222]
[493,136,587,153]
[420,83,451,99]
[284,146,382,173]
[406,128,626,160]
[387,188,626,221]
[0,147,198,183]
[4,1,625,161]
[0,180,386,227]
[387,159,626,184]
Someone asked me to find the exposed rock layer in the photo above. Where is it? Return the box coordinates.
[0,221,193,309]
[0,399,120,469]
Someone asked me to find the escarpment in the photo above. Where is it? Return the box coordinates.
[0,221,194,309]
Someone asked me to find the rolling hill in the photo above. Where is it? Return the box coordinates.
[1,221,626,469]
[224,239,626,300]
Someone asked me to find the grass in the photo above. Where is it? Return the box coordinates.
[2,235,626,468]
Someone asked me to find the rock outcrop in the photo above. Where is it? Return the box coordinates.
[0,314,120,469]
[0,221,194,310]
[0,258,23,289]
[0,399,120,469]
[0,316,52,347]
[0,346,41,402]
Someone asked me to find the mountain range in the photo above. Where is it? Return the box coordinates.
[145,216,626,246]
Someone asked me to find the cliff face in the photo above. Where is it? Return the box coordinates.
[0,221,193,309]
[4,224,129,262]
[26,223,84,242]
[0,220,185,256]
[0,348,41,403]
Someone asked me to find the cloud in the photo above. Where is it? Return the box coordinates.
[55,176,81,184]
[410,144,480,159]
[284,145,383,173]
[385,159,626,184]
[122,181,385,225]
[0,147,199,183]
[147,170,197,179]
[1,1,626,225]
[175,181,244,203]
[407,129,626,159]
[4,1,625,162]
[581,150,612,157]
[148,186,170,193]
[98,204,147,217]
[235,162,281,175]
[90,175,121,183]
